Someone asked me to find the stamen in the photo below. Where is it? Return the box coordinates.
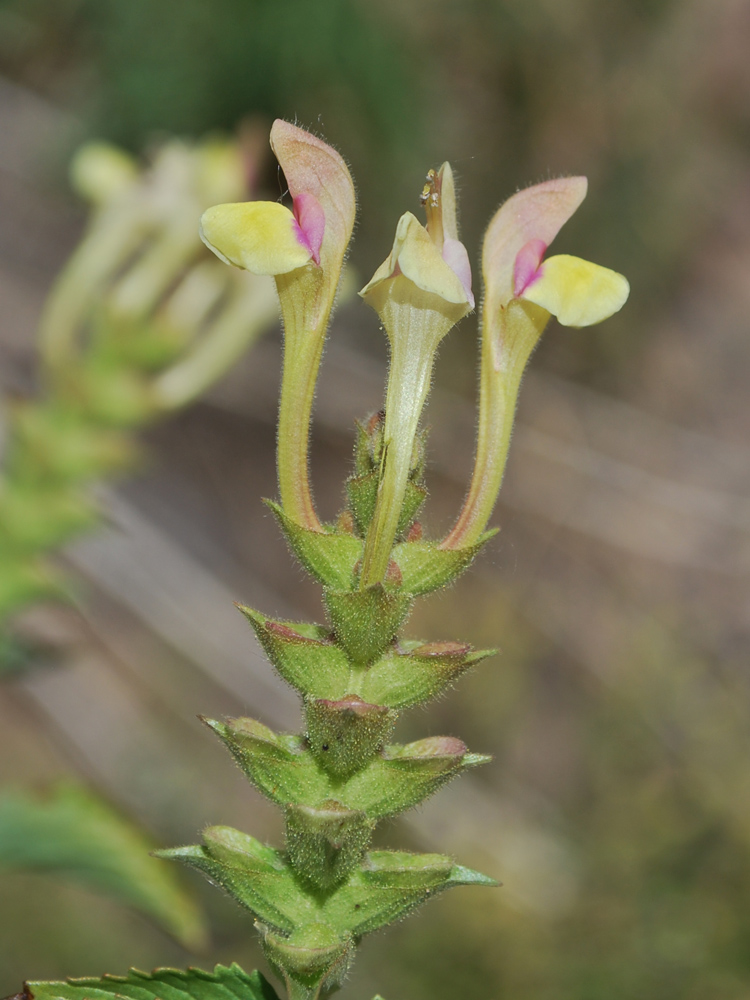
[420,168,444,249]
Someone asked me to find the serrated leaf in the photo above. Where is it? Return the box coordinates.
[0,783,206,949]
[391,530,497,596]
[23,963,281,1000]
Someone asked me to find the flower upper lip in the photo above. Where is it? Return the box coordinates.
[360,161,474,313]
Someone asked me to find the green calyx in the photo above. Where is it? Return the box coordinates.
[160,830,494,997]
[164,415,498,999]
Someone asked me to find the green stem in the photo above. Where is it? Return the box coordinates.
[275,268,329,533]
[38,211,148,370]
[441,300,547,549]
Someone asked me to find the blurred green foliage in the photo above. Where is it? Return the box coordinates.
[0,784,206,951]
[0,132,278,665]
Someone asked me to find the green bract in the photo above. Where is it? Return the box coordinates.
[163,395,497,999]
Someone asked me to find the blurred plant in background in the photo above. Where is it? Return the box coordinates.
[0,127,279,669]
[0,128,283,965]
[0,783,205,951]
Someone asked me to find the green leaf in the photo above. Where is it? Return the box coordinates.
[160,827,316,933]
[361,642,497,709]
[24,964,281,1000]
[322,851,497,937]
[341,738,491,819]
[236,607,351,700]
[203,718,328,808]
[392,530,497,596]
[265,501,362,589]
[0,783,206,950]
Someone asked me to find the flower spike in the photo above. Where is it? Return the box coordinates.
[101,136,629,1000]
[200,121,356,531]
[442,177,629,550]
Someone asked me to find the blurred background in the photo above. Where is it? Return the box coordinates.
[1,0,750,997]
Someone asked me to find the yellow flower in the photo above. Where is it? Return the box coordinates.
[200,121,356,531]
[358,164,473,587]
[443,177,629,550]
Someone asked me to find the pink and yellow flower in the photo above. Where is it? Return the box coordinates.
[199,121,356,532]
[442,177,629,550]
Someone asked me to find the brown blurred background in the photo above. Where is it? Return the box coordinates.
[2,1,750,997]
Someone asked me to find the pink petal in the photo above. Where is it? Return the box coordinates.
[293,191,325,265]
[442,237,475,309]
[270,120,356,272]
[483,177,587,307]
[513,238,547,297]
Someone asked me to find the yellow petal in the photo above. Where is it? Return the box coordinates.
[360,212,469,306]
[436,162,458,242]
[199,201,312,275]
[519,254,630,327]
